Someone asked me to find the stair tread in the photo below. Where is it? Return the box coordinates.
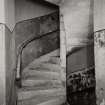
[27,67,60,73]
[18,95,65,105]
[22,79,62,87]
[18,88,66,101]
[23,49,60,71]
[22,69,59,75]
[20,86,63,91]
[22,76,60,80]
[28,62,63,71]
[22,70,60,80]
[37,96,66,105]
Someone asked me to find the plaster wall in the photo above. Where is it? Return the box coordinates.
[5,0,16,105]
[0,24,6,105]
[5,26,16,105]
[94,0,105,31]
[60,0,93,52]
[0,0,15,104]
[0,0,16,105]
[94,0,105,104]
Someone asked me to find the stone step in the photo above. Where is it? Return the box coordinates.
[18,95,65,105]
[37,96,66,105]
[28,62,64,73]
[20,86,64,92]
[18,88,66,101]
[31,49,60,64]
[22,70,60,80]
[23,49,60,72]
[27,67,60,73]
[22,79,62,88]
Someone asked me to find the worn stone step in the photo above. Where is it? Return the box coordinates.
[23,49,60,72]
[22,79,62,88]
[21,86,64,92]
[28,62,64,72]
[18,95,65,105]
[23,61,62,73]
[27,67,60,73]
[24,61,62,73]
[31,49,60,63]
[18,88,66,101]
[37,96,66,105]
[22,70,60,80]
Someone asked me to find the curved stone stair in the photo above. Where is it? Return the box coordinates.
[17,50,66,105]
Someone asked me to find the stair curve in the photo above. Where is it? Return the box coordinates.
[23,49,60,72]
[17,49,66,105]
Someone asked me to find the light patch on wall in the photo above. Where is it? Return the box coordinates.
[100,99,105,105]
[78,1,90,7]
[60,0,93,50]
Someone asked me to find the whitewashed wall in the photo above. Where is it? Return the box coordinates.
[94,0,105,104]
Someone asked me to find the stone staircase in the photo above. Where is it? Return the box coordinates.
[17,49,66,105]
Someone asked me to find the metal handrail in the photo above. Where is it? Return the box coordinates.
[94,29,105,33]
[16,29,59,81]
[67,65,95,79]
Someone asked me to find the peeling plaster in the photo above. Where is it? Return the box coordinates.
[94,30,105,105]
[100,99,105,105]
